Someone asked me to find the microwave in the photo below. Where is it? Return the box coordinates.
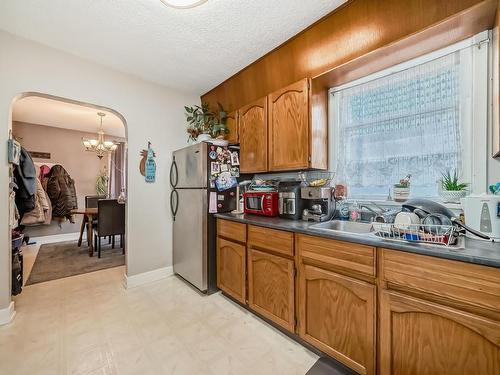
[243,191,279,217]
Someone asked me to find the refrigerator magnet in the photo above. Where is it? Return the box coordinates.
[230,152,239,166]
[209,192,217,213]
[230,166,240,177]
[215,171,237,191]
[220,164,228,172]
[209,150,217,160]
[211,162,220,175]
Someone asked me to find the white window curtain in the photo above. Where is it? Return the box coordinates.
[108,142,126,198]
[331,43,478,199]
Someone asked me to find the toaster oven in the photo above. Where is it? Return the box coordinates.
[243,191,279,217]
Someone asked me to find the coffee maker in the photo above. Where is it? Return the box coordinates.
[301,186,335,222]
[278,181,303,220]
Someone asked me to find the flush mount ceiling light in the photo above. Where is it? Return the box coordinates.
[160,0,207,9]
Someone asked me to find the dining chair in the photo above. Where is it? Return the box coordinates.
[78,195,106,247]
[94,199,125,258]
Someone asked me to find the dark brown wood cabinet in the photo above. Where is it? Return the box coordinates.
[379,290,500,375]
[216,237,246,304]
[268,79,310,171]
[247,248,295,332]
[225,110,238,145]
[238,96,268,173]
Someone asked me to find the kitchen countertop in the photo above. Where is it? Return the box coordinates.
[215,213,500,269]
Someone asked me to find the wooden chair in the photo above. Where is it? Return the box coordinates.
[77,195,106,247]
[94,199,125,258]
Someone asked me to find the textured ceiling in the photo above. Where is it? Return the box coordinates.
[13,96,126,138]
[0,0,346,94]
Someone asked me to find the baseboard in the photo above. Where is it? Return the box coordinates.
[31,232,82,245]
[0,302,16,326]
[123,266,173,289]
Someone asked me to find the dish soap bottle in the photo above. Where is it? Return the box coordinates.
[350,200,360,222]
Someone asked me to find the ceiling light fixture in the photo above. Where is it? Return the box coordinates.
[160,0,207,9]
[82,112,118,159]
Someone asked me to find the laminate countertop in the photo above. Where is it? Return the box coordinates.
[215,213,500,269]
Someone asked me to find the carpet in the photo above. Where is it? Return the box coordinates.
[26,240,125,285]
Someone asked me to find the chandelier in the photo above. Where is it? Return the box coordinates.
[82,112,118,159]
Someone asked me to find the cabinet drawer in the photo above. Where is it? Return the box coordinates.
[217,219,246,243]
[381,249,500,313]
[247,225,294,257]
[297,234,376,278]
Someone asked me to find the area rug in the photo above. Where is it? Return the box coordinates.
[26,240,125,285]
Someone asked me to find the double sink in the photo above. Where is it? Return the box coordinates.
[310,220,374,234]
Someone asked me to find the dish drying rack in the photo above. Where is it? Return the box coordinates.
[373,223,460,246]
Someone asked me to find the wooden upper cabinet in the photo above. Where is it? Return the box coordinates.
[238,96,268,173]
[216,237,246,304]
[268,79,310,171]
[225,110,238,145]
[299,264,376,375]
[247,248,295,332]
[379,290,500,375]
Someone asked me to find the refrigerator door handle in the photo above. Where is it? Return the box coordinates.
[170,159,178,188]
[170,189,179,220]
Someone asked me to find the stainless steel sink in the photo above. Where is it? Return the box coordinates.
[310,220,374,234]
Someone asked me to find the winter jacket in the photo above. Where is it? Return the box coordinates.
[46,165,78,218]
[14,147,36,218]
[21,171,51,226]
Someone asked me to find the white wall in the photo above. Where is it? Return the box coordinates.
[0,30,199,311]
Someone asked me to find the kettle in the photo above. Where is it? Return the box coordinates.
[461,195,500,241]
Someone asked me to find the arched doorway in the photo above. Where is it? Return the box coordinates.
[8,92,128,303]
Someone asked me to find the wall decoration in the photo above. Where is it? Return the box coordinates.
[28,151,51,159]
[139,142,157,183]
[8,138,21,165]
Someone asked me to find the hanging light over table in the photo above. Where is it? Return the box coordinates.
[82,112,118,159]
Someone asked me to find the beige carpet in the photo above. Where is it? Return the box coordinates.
[26,239,124,285]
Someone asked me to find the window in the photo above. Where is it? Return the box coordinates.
[330,31,490,200]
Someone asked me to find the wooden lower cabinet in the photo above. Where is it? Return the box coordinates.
[299,264,376,375]
[379,290,500,375]
[247,248,295,332]
[216,237,246,304]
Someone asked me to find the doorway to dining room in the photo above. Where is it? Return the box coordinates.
[9,92,128,292]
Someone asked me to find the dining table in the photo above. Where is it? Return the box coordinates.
[72,208,98,257]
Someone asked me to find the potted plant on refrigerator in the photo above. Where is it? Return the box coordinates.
[184,102,229,144]
[439,169,468,203]
[393,174,411,202]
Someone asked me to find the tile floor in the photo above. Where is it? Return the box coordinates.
[1,264,318,375]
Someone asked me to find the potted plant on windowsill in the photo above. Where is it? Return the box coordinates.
[439,169,468,203]
[393,174,411,202]
[184,102,229,144]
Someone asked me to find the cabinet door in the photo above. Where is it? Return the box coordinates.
[217,238,246,304]
[248,248,295,332]
[269,79,310,171]
[239,96,268,173]
[299,264,375,375]
[225,110,238,144]
[379,290,500,375]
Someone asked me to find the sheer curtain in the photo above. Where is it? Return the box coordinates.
[108,142,126,198]
[332,48,472,198]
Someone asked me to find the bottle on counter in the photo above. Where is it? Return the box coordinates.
[350,200,360,222]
